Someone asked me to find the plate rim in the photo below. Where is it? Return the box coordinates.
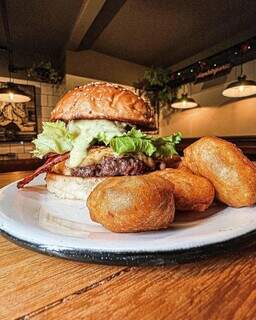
[1,228,256,266]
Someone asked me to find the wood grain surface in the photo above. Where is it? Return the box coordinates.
[0,172,255,320]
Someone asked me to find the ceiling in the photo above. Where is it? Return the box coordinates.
[0,0,83,58]
[90,0,256,66]
[0,0,255,68]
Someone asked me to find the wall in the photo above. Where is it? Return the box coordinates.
[161,97,256,137]
[65,74,134,91]
[0,76,65,160]
[66,49,146,86]
[161,59,256,137]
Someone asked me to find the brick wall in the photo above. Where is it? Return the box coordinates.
[0,77,66,160]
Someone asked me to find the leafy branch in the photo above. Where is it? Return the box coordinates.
[27,61,63,85]
[133,67,178,111]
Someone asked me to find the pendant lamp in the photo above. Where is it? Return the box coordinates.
[222,65,256,98]
[171,84,198,109]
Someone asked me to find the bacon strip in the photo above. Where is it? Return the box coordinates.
[17,153,69,189]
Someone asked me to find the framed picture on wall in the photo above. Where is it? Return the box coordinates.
[0,83,38,142]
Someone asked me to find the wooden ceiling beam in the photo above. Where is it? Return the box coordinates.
[67,0,106,51]
[78,0,127,50]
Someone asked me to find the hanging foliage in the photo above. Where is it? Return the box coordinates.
[134,67,178,114]
[27,61,63,85]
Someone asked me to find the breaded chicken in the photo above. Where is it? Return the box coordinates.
[152,167,215,212]
[183,136,256,208]
[87,175,175,233]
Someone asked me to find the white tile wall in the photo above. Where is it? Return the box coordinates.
[40,94,48,107]
[41,83,53,95]
[0,77,66,160]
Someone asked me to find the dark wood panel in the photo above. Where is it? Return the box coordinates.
[0,158,44,173]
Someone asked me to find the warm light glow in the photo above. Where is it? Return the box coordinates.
[9,92,14,101]
[223,76,256,98]
[239,85,244,92]
[223,84,256,98]
[0,91,31,103]
[0,82,31,103]
[171,98,198,109]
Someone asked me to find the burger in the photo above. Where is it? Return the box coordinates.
[17,82,181,200]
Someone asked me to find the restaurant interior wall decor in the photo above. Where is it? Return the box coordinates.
[161,59,256,137]
[0,82,37,143]
[0,76,65,160]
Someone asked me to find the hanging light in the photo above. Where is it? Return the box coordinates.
[222,65,256,98]
[171,93,198,109]
[0,1,31,103]
[171,84,198,109]
[0,82,31,103]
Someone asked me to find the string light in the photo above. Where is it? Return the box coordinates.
[169,39,254,88]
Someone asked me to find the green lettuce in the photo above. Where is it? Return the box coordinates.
[109,128,181,157]
[152,133,182,157]
[32,120,182,161]
[32,121,75,158]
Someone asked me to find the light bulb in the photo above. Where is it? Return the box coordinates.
[9,92,14,101]
[239,85,244,92]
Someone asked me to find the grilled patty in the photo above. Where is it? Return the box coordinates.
[71,156,151,177]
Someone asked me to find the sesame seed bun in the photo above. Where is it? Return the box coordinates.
[51,82,154,127]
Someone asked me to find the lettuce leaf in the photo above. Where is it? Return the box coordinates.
[32,120,182,160]
[110,128,181,157]
[32,121,75,158]
[152,133,182,157]
[110,136,157,156]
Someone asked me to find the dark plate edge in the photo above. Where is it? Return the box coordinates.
[1,228,256,266]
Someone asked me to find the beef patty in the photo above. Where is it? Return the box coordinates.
[71,156,153,177]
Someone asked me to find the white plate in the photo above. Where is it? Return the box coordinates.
[0,175,255,265]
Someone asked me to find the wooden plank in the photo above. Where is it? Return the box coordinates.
[31,247,256,320]
[0,171,33,188]
[0,237,125,320]
[0,171,126,319]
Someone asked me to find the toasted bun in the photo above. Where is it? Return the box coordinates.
[51,82,154,127]
[46,173,106,200]
[87,175,175,233]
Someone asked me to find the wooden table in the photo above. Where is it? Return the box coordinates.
[0,172,255,320]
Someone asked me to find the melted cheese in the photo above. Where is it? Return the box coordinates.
[66,120,124,168]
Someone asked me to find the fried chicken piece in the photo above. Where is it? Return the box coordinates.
[87,175,175,233]
[152,167,215,212]
[183,136,256,208]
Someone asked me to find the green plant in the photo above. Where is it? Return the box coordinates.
[134,67,177,110]
[27,61,63,85]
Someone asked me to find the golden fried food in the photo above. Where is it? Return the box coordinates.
[87,175,175,233]
[152,168,215,212]
[183,136,256,207]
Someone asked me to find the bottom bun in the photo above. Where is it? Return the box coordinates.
[46,173,106,200]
